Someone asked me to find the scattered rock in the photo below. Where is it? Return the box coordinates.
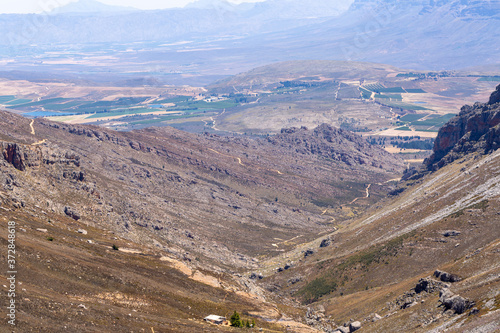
[349,321,362,332]
[36,228,48,233]
[288,277,301,285]
[434,270,461,283]
[64,206,81,220]
[78,304,87,310]
[442,230,461,237]
[401,297,417,309]
[372,313,382,322]
[249,272,258,279]
[304,249,314,257]
[284,263,292,270]
[333,327,349,333]
[414,278,449,294]
[439,288,474,314]
[77,228,87,235]
[320,237,332,248]
[469,308,479,315]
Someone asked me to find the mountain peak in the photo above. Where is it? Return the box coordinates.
[54,0,138,14]
[184,0,236,10]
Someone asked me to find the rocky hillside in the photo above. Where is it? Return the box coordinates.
[425,84,500,171]
[269,124,398,169]
[257,85,500,332]
[0,111,403,331]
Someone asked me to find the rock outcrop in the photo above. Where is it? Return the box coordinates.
[434,270,461,283]
[439,288,474,314]
[268,124,403,171]
[425,84,500,171]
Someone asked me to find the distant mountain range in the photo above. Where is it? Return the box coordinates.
[54,0,138,13]
[0,0,499,81]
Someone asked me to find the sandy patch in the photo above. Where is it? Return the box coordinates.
[191,271,221,288]
[118,247,142,254]
[373,128,438,138]
[384,146,429,154]
[160,256,192,276]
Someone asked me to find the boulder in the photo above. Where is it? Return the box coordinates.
[334,327,350,333]
[64,206,81,220]
[349,321,362,332]
[320,237,332,248]
[439,288,473,314]
[443,295,471,314]
[304,249,314,257]
[434,270,461,283]
[442,230,461,237]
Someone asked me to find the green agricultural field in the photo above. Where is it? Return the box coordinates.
[359,87,372,99]
[400,114,427,122]
[4,98,33,106]
[375,94,402,101]
[395,126,412,131]
[10,97,68,108]
[0,95,16,103]
[183,99,238,109]
[412,113,456,127]
[363,83,385,92]
[477,76,500,81]
[377,87,406,93]
[382,101,429,111]
[405,89,427,93]
[87,108,163,119]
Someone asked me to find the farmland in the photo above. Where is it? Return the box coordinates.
[0,60,498,137]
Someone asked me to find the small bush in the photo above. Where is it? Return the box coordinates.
[46,236,54,241]
[112,244,119,251]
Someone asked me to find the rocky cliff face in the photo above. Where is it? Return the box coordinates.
[425,84,500,171]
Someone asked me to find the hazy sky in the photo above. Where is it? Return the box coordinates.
[0,0,264,14]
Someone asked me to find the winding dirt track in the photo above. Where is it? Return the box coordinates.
[30,119,35,135]
[207,148,283,175]
[350,184,372,204]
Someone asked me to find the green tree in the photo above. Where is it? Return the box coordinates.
[230,311,242,327]
[251,319,256,328]
[245,320,251,328]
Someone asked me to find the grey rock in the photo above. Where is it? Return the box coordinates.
[434,270,461,283]
[469,307,479,315]
[440,288,473,314]
[64,206,81,220]
[349,321,362,332]
[304,248,314,257]
[443,230,461,237]
[444,295,473,314]
[320,237,332,248]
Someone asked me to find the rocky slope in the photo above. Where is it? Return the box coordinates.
[269,124,397,169]
[257,85,500,332]
[0,111,403,331]
[425,84,500,171]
